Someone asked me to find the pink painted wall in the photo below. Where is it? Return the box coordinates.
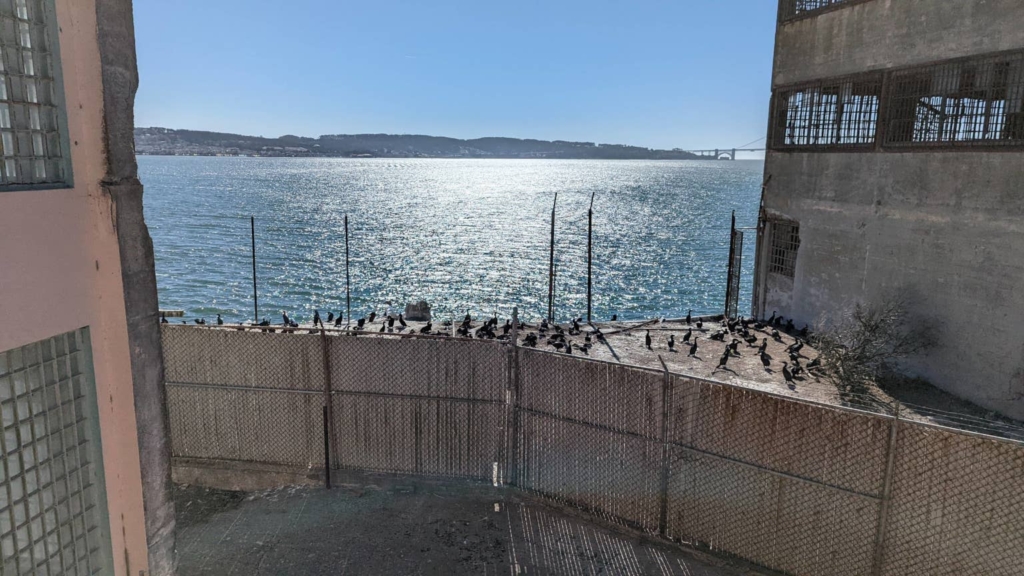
[0,0,150,573]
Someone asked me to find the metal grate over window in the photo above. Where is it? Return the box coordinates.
[779,0,867,22]
[0,329,112,576]
[773,75,882,149]
[769,221,800,278]
[884,51,1024,148]
[0,0,70,188]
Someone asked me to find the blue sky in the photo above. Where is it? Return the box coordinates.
[133,0,777,153]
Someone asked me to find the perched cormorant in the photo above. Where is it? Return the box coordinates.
[668,334,675,352]
[682,328,692,343]
[645,330,652,349]
[685,310,692,325]
[398,314,407,327]
[313,310,323,328]
[217,314,223,326]
[327,312,334,324]
[420,322,432,334]
[688,337,699,357]
[369,311,377,323]
[160,312,168,324]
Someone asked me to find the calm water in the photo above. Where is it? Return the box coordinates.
[140,157,763,323]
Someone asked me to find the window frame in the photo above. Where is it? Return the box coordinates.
[778,0,875,24]
[0,0,74,193]
[768,220,800,279]
[769,72,884,151]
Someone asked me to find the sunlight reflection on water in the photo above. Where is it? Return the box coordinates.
[141,157,763,323]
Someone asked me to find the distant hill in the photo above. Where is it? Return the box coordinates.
[134,128,707,160]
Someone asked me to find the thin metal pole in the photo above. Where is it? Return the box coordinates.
[657,355,672,537]
[724,210,737,318]
[344,214,351,327]
[320,328,334,489]
[871,402,901,575]
[587,192,595,324]
[251,216,258,323]
[548,193,557,322]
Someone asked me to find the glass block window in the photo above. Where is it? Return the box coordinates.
[769,221,800,278]
[0,0,70,188]
[884,50,1024,148]
[771,74,882,149]
[1,329,112,576]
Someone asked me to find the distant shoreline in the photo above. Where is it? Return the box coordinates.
[135,127,731,161]
[137,152,743,161]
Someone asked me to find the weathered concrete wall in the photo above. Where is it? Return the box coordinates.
[774,0,1024,86]
[760,0,1024,419]
[0,1,155,574]
[760,151,1024,418]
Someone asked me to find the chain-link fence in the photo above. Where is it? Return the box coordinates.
[160,323,1024,576]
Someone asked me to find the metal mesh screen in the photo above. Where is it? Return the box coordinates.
[512,350,666,532]
[884,50,1024,148]
[771,75,882,149]
[161,325,1024,576]
[779,0,867,22]
[328,336,508,480]
[768,221,800,278]
[0,329,112,576]
[879,424,1024,575]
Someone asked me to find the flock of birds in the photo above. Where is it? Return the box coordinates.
[640,310,821,388]
[161,307,822,387]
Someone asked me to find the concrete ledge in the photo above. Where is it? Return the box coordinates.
[172,458,323,491]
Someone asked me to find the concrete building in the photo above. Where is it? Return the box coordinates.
[754,0,1024,418]
[0,0,174,574]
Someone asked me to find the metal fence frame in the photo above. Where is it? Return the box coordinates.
[161,324,1024,576]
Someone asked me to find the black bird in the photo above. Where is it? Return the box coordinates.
[327,312,334,324]
[334,314,344,327]
[369,311,377,323]
[258,318,271,327]
[194,318,205,325]
[645,330,652,349]
[181,320,186,324]
[807,357,821,370]
[282,313,291,326]
[313,310,323,328]
[685,310,692,325]
[565,341,572,355]
[611,314,617,321]
[767,311,777,325]
[758,338,768,355]
[782,362,795,386]
[464,312,472,324]
[682,328,692,343]
[160,312,168,324]
[668,335,675,352]
[760,351,772,370]
[379,321,385,333]
[710,330,726,342]
[715,348,729,372]
[585,332,592,344]
[729,339,740,356]
[503,320,511,335]
[696,319,703,330]
[217,314,224,326]
[787,339,805,355]
[771,329,782,342]
[398,313,407,327]
[388,316,395,329]
[798,325,809,339]
[688,337,699,357]
[774,315,783,328]
[357,317,366,329]
[420,321,432,334]
[785,319,795,333]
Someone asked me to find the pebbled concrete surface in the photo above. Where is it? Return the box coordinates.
[174,474,771,576]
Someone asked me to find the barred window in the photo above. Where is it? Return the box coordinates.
[779,0,867,22]
[0,0,70,189]
[769,222,800,278]
[772,75,882,149]
[884,51,1024,148]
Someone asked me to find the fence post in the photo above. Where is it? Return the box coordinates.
[507,307,521,487]
[871,402,901,575]
[657,355,673,537]
[320,328,335,488]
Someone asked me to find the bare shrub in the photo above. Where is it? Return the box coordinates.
[811,291,936,397]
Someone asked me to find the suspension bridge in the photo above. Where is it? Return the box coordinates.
[683,137,766,160]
